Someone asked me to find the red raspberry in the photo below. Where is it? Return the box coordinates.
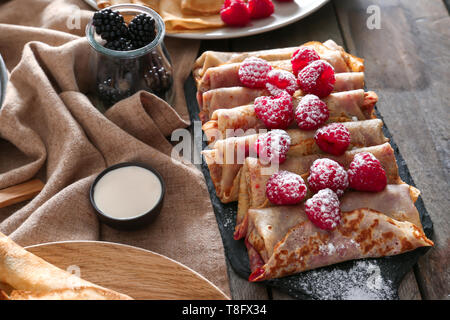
[238,57,272,88]
[220,0,251,27]
[314,123,350,156]
[305,188,341,230]
[254,92,294,129]
[254,129,291,164]
[307,158,348,196]
[291,46,320,76]
[266,171,307,205]
[266,69,299,96]
[297,60,336,98]
[248,0,275,19]
[347,152,387,192]
[295,94,329,130]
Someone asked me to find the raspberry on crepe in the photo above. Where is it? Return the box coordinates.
[238,57,272,88]
[348,152,387,192]
[254,130,291,164]
[305,188,341,231]
[254,92,294,129]
[266,69,299,96]
[307,158,349,196]
[314,123,351,156]
[291,47,320,76]
[297,60,336,98]
[266,171,307,205]
[295,94,329,130]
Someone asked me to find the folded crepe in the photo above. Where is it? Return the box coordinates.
[235,142,401,240]
[181,0,223,15]
[0,232,132,300]
[245,184,433,281]
[96,0,225,33]
[198,73,365,122]
[203,119,388,204]
[203,89,378,143]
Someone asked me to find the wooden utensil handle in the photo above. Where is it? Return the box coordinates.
[0,179,44,209]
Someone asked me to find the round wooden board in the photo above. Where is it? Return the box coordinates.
[26,241,229,300]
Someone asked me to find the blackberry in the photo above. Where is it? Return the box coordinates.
[92,9,129,41]
[105,38,135,51]
[128,13,156,49]
[97,77,132,107]
[144,51,172,96]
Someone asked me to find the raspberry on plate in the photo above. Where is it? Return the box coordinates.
[347,152,387,192]
[314,123,351,156]
[305,188,341,230]
[295,94,329,130]
[254,129,291,164]
[238,57,272,88]
[307,158,349,196]
[266,69,299,96]
[291,46,320,76]
[297,60,336,98]
[220,0,251,27]
[254,92,294,129]
[248,0,275,19]
[266,171,307,205]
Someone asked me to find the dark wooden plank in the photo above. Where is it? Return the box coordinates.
[334,0,450,300]
[398,270,422,300]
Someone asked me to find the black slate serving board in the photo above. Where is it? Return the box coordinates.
[184,75,433,300]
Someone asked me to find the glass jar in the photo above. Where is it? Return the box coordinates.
[86,4,174,110]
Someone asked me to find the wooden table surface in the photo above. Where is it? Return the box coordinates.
[193,0,449,300]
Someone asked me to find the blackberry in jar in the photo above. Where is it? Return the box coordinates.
[86,4,174,109]
[92,9,129,41]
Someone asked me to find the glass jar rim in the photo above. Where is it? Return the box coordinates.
[86,4,166,59]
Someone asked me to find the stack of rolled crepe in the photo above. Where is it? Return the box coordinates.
[193,39,433,281]
[0,232,132,300]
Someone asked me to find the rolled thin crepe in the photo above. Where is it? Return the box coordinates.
[0,232,132,300]
[198,73,365,122]
[203,119,388,204]
[203,89,378,143]
[193,40,364,83]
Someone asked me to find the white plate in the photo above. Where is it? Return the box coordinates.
[83,0,329,40]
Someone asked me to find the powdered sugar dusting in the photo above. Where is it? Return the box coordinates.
[280,260,396,300]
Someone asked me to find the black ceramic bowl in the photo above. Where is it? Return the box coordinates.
[90,162,165,230]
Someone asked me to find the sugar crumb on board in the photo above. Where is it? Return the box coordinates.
[280,260,396,300]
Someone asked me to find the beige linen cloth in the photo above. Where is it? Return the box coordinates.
[0,0,231,297]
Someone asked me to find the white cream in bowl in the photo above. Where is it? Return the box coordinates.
[93,165,163,219]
